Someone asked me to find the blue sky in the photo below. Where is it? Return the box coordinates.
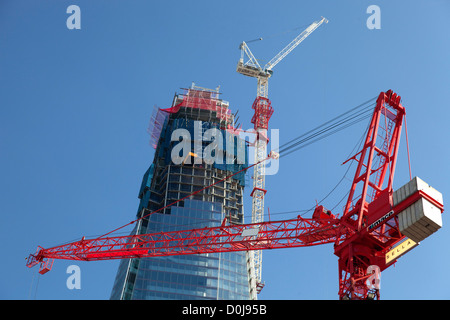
[1,0,449,300]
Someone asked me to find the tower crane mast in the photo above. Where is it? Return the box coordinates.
[236,16,328,295]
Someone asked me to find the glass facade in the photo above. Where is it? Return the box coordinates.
[110,86,252,300]
[111,199,250,300]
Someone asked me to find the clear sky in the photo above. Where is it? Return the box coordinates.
[1,0,449,300]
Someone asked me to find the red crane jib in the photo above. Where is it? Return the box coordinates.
[26,216,342,271]
[26,90,444,300]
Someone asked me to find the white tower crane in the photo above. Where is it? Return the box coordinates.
[236,16,328,299]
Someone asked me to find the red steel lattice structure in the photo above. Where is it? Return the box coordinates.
[27,216,341,268]
[161,86,233,126]
[335,89,406,299]
[251,97,274,131]
[26,90,444,300]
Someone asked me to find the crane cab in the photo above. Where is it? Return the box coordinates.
[313,205,335,220]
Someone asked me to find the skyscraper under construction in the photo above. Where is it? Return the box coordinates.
[110,84,253,300]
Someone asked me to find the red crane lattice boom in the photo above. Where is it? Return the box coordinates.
[27,214,342,271]
[26,90,444,300]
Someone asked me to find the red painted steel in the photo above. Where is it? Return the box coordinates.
[334,90,410,300]
[26,90,444,300]
[251,96,274,130]
[26,216,344,272]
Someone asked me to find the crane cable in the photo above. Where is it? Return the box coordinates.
[28,267,40,300]
[274,97,377,158]
[246,111,372,222]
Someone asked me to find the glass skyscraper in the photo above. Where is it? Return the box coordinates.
[110,84,253,300]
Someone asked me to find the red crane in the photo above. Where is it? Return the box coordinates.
[26,90,444,300]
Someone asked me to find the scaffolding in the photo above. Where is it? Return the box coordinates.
[148,105,169,149]
[143,85,249,220]
[161,84,234,128]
